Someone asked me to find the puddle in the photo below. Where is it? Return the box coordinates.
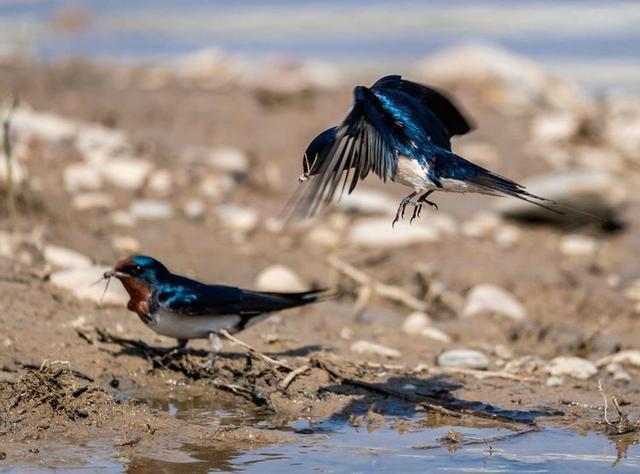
[119,391,640,473]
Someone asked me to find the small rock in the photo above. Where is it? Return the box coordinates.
[206,146,249,175]
[463,284,526,321]
[306,226,341,248]
[623,282,640,303]
[147,169,173,196]
[129,200,174,220]
[110,210,137,227]
[494,225,521,248]
[183,199,206,220]
[255,264,306,292]
[43,245,92,269]
[215,205,259,233]
[402,312,432,335]
[494,344,514,360]
[496,170,622,224]
[50,265,128,306]
[597,350,640,368]
[504,355,545,374]
[11,108,77,144]
[437,349,489,370]
[461,212,501,238]
[350,340,401,359]
[348,218,439,248]
[102,159,153,190]
[546,376,564,387]
[340,326,353,340]
[606,363,632,383]
[111,235,140,254]
[420,327,451,344]
[72,192,114,211]
[198,175,235,200]
[530,112,580,144]
[560,234,598,258]
[546,356,598,380]
[337,188,398,216]
[64,163,103,193]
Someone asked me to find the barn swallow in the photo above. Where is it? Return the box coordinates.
[104,255,326,361]
[289,74,559,225]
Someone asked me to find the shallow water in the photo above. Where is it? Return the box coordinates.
[119,391,640,473]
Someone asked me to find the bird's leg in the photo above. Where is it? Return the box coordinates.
[208,332,223,368]
[416,190,438,211]
[392,191,417,227]
[410,203,422,224]
[162,338,189,360]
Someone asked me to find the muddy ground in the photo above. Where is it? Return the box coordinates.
[0,59,639,468]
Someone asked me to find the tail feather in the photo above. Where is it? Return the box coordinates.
[240,288,331,314]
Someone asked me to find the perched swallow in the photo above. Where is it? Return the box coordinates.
[290,74,558,225]
[104,255,326,358]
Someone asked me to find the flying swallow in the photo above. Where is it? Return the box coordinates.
[289,74,558,225]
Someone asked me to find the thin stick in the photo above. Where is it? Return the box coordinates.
[278,364,310,390]
[219,329,292,371]
[428,366,535,382]
[328,256,427,311]
[2,95,18,230]
[598,380,612,425]
[412,427,538,450]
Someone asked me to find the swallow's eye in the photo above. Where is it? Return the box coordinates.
[126,264,142,276]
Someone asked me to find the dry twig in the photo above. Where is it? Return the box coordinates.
[219,329,292,371]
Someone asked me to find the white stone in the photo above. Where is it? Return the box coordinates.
[463,284,526,321]
[420,327,452,344]
[215,205,259,233]
[560,234,598,258]
[50,265,128,306]
[147,169,173,196]
[206,147,249,175]
[437,349,489,370]
[183,199,206,220]
[306,226,341,248]
[546,376,564,387]
[348,218,439,248]
[545,356,598,380]
[75,125,129,162]
[43,245,92,269]
[110,210,137,227]
[494,225,521,248]
[10,108,77,144]
[597,350,640,368]
[101,159,153,190]
[624,281,640,302]
[461,212,501,238]
[111,235,140,254]
[337,188,398,216]
[129,200,174,220]
[254,264,306,293]
[350,340,401,359]
[402,312,432,335]
[198,175,236,200]
[340,326,353,340]
[530,112,580,143]
[64,163,103,193]
[72,192,114,211]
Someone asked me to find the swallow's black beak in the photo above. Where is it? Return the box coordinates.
[103,269,128,279]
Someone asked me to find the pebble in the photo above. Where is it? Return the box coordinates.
[546,376,564,387]
[102,159,153,190]
[147,169,173,196]
[215,205,259,233]
[348,218,439,248]
[504,355,545,374]
[402,312,432,335]
[306,226,341,248]
[111,235,140,254]
[183,199,207,220]
[496,170,622,224]
[463,284,526,321]
[110,210,137,227]
[337,188,398,216]
[206,146,250,175]
[198,175,235,200]
[11,108,77,144]
[545,356,598,380]
[43,245,92,269]
[437,349,489,370]
[461,212,501,239]
[494,225,521,248]
[596,350,640,368]
[340,326,353,340]
[50,266,128,306]
[560,234,598,258]
[420,327,452,344]
[64,163,103,193]
[530,112,580,144]
[129,200,174,220]
[72,192,114,211]
[254,264,307,293]
[623,281,640,303]
[350,340,401,359]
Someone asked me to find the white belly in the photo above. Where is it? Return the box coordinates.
[393,155,434,190]
[149,308,242,339]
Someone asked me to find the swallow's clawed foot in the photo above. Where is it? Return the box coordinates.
[417,190,438,211]
[208,333,223,369]
[392,191,418,227]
